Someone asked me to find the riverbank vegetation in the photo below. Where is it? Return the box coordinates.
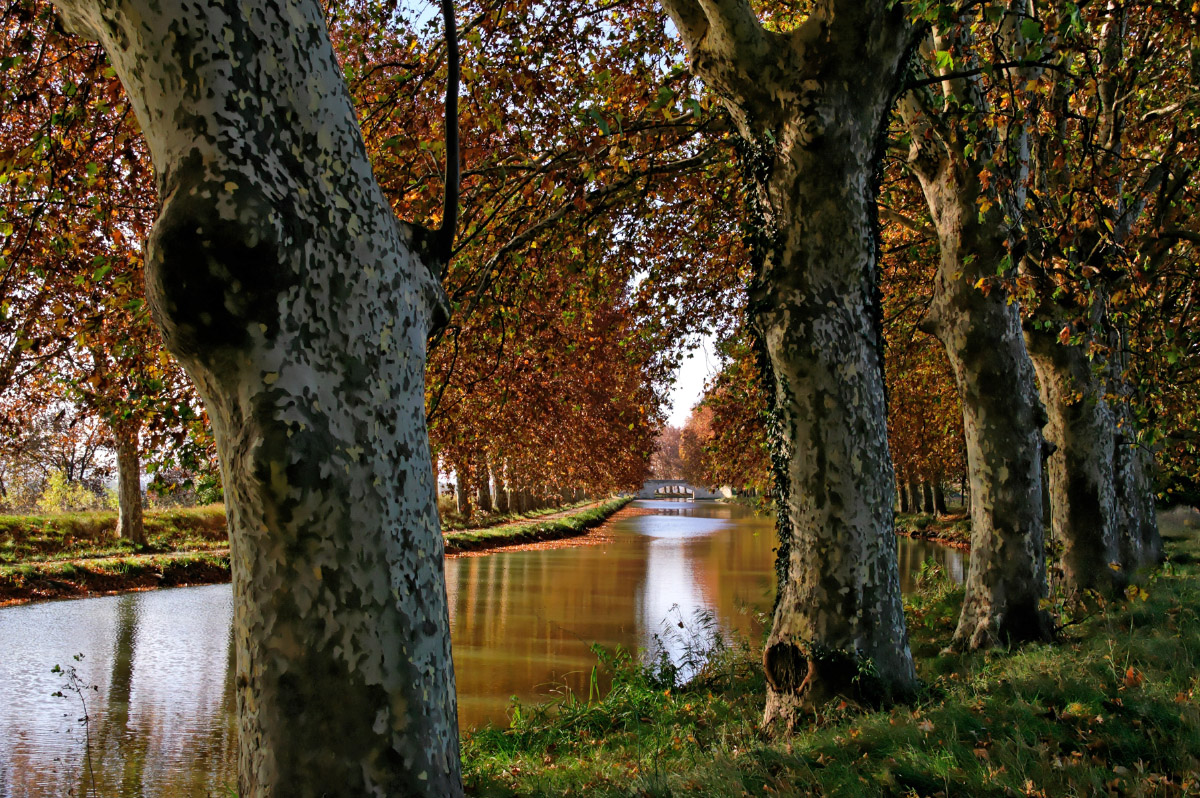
[462,533,1200,797]
[0,497,630,604]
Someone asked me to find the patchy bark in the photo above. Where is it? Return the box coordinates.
[114,418,145,546]
[48,1,463,794]
[1025,328,1124,597]
[900,8,1054,650]
[658,0,918,724]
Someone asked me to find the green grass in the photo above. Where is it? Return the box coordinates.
[444,497,631,553]
[0,504,228,563]
[441,498,600,532]
[0,551,231,599]
[461,539,1200,796]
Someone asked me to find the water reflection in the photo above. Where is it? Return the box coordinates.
[0,499,967,796]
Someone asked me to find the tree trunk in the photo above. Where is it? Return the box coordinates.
[475,458,493,515]
[494,462,510,515]
[455,465,472,521]
[1025,329,1124,597]
[658,0,917,722]
[900,12,1055,650]
[48,2,463,794]
[907,478,922,514]
[898,479,910,514]
[921,481,935,514]
[1110,392,1163,571]
[114,418,145,546]
[932,479,947,516]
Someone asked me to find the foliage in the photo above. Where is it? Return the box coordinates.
[35,470,111,514]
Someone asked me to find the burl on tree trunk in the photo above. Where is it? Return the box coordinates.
[49,1,463,795]
[657,0,918,725]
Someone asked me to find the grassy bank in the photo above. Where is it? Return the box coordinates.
[0,497,631,604]
[0,504,228,564]
[441,498,597,532]
[461,536,1200,796]
[444,496,632,554]
[895,511,972,548]
[0,551,231,605]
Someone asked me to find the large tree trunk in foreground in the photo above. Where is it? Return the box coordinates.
[1025,329,1124,597]
[659,0,917,725]
[113,418,146,546]
[50,2,463,794]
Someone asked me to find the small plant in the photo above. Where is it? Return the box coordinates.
[51,653,99,798]
[37,472,102,514]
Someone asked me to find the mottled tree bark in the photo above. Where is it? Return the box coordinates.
[1111,396,1163,570]
[1025,329,1124,597]
[658,0,917,723]
[48,1,463,794]
[900,9,1054,649]
[113,418,145,546]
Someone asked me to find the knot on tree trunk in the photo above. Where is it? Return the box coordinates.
[146,172,292,365]
[762,639,902,728]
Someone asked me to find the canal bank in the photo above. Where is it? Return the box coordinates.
[0,496,632,606]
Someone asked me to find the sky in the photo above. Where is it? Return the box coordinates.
[665,335,717,428]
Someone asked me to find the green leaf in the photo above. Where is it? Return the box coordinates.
[588,109,610,136]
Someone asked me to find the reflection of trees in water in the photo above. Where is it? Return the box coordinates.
[66,591,238,796]
[895,538,968,590]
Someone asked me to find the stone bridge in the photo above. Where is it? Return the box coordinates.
[636,479,728,500]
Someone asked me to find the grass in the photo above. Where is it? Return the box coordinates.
[461,537,1200,797]
[0,551,231,602]
[0,504,228,563]
[444,497,632,554]
[441,498,601,532]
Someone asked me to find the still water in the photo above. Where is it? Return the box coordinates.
[0,500,966,797]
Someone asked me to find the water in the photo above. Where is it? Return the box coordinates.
[0,499,966,796]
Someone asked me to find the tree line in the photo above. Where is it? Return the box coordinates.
[0,0,1197,795]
